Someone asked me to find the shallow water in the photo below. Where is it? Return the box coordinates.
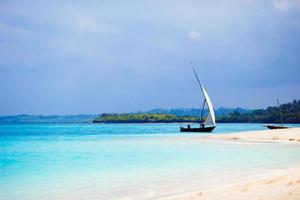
[0,123,300,200]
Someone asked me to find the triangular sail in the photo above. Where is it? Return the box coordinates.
[200,85,216,126]
[192,66,216,127]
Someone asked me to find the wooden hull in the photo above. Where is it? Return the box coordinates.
[266,125,289,129]
[180,126,215,132]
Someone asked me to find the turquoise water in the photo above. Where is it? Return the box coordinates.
[1,123,300,200]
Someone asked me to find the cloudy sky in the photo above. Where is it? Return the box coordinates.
[0,0,300,114]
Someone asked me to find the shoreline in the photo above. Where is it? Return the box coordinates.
[157,127,300,200]
[202,127,300,143]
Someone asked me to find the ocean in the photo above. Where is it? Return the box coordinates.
[1,123,300,200]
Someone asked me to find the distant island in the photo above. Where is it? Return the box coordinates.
[217,99,300,123]
[0,100,299,124]
[0,107,249,123]
[93,113,201,123]
[93,99,300,124]
[0,114,97,123]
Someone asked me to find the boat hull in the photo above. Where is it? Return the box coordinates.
[180,126,215,133]
[266,125,289,129]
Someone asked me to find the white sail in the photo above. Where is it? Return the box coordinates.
[200,84,216,126]
[192,66,216,127]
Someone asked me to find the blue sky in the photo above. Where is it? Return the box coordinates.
[0,0,300,114]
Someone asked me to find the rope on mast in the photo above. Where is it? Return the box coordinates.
[200,99,206,124]
[190,63,202,89]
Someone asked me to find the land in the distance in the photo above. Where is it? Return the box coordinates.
[93,99,300,123]
[0,99,299,124]
[0,107,247,123]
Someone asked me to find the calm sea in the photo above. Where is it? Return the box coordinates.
[1,123,300,200]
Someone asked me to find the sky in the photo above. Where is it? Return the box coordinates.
[0,0,300,115]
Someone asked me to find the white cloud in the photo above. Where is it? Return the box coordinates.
[186,30,202,41]
[273,0,290,11]
[74,15,118,34]
[77,16,99,32]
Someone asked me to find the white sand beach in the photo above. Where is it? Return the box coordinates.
[204,127,300,143]
[158,167,300,200]
[158,127,300,200]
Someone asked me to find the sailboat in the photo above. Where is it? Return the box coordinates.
[266,99,289,129]
[180,65,216,132]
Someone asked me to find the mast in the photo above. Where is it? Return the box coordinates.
[277,98,284,127]
[191,63,216,127]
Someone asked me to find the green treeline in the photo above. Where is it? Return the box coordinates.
[93,113,200,123]
[93,99,300,123]
[1,100,298,124]
[218,99,300,123]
